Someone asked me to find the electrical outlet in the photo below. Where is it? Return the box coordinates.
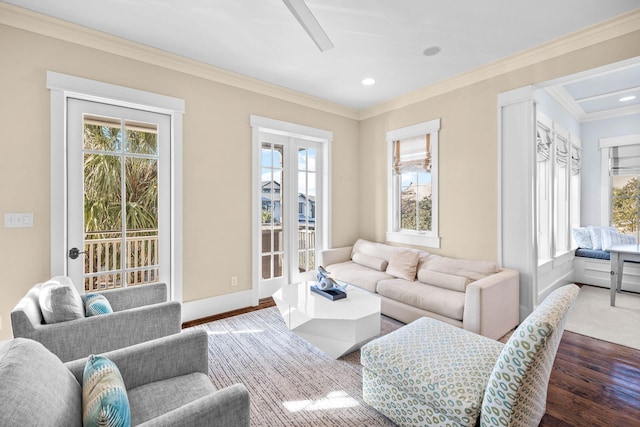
[231,276,238,287]
[0,316,3,330]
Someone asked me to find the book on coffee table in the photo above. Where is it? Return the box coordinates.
[310,284,347,301]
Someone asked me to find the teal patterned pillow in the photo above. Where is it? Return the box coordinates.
[84,293,114,317]
[83,355,131,427]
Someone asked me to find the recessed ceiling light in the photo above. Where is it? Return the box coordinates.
[619,95,637,102]
[423,46,441,56]
[362,78,376,86]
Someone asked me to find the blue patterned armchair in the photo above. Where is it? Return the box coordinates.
[361,284,580,427]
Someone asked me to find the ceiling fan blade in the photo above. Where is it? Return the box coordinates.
[282,0,334,52]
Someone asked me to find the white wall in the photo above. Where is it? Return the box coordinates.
[535,90,581,138]
[581,114,640,226]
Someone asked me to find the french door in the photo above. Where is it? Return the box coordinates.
[67,99,171,292]
[258,131,325,299]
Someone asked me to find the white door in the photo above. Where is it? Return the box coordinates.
[259,131,323,298]
[67,99,171,293]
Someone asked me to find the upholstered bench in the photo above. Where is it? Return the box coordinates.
[361,284,580,427]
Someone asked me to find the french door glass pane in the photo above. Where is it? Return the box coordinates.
[125,120,158,155]
[297,147,316,273]
[261,142,285,280]
[82,114,160,291]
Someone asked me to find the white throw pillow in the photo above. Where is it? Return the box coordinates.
[571,227,592,249]
[386,248,420,281]
[588,226,613,251]
[352,252,388,271]
[417,269,471,292]
[38,276,85,324]
[601,227,637,251]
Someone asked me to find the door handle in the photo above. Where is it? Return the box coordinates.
[69,247,86,259]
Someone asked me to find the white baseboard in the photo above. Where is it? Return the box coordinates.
[182,289,255,323]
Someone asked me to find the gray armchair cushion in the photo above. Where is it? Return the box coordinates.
[66,330,251,427]
[0,339,82,427]
[11,282,181,362]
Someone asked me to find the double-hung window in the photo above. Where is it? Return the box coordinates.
[386,119,441,248]
[606,142,640,234]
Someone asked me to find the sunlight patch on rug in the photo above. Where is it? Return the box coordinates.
[283,390,360,412]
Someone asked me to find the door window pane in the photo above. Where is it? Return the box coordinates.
[125,120,158,155]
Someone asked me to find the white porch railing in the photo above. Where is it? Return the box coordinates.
[84,231,158,291]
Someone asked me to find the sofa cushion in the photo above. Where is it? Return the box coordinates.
[84,293,114,317]
[417,269,471,292]
[377,279,466,320]
[83,355,131,427]
[39,276,85,324]
[423,255,498,281]
[128,373,215,425]
[386,248,420,281]
[324,261,394,293]
[352,252,388,271]
[0,339,82,427]
[351,239,396,262]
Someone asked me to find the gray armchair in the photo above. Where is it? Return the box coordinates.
[11,281,181,362]
[0,329,250,426]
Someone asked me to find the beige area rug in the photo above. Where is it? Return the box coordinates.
[189,307,402,426]
[565,285,640,350]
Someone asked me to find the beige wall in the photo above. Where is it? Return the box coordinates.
[0,23,360,340]
[359,32,640,261]
[1,10,639,341]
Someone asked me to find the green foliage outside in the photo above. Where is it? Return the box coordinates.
[612,176,640,234]
[401,195,432,231]
[84,124,158,238]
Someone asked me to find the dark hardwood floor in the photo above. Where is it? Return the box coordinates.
[185,300,640,426]
[540,331,640,427]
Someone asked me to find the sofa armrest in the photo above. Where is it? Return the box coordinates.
[27,301,181,362]
[97,282,168,312]
[137,383,250,427]
[66,329,208,389]
[321,246,353,267]
[463,268,519,340]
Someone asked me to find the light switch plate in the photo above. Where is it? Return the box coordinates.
[4,213,34,228]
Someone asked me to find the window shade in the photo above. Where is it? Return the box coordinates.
[555,136,568,167]
[393,134,431,174]
[610,144,640,176]
[536,127,551,163]
[571,145,581,176]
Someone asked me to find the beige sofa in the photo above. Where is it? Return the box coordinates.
[321,239,519,340]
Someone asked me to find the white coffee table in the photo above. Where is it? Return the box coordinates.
[272,281,381,358]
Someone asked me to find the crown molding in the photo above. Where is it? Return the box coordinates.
[0,2,360,120]
[359,8,640,120]
[1,3,639,123]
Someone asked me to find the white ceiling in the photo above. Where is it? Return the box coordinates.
[3,0,640,112]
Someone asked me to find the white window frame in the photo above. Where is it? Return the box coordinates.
[600,134,640,226]
[386,118,441,248]
[47,71,185,302]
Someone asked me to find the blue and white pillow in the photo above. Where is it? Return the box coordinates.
[571,227,592,249]
[601,227,637,251]
[83,355,130,427]
[84,293,114,317]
